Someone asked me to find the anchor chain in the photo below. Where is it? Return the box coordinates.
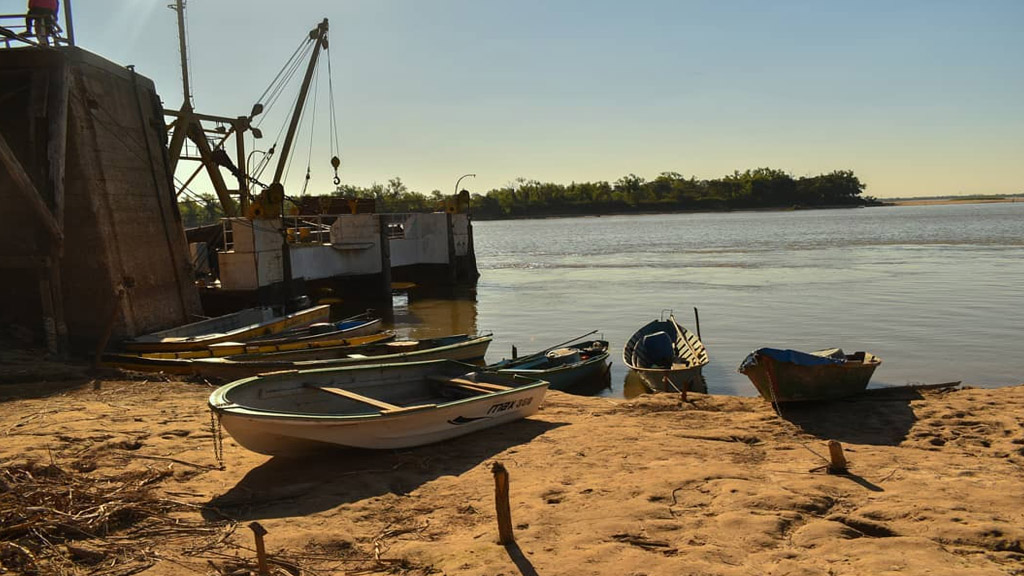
[209,407,225,469]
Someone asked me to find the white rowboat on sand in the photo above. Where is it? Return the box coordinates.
[209,359,550,456]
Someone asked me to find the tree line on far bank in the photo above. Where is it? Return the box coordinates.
[466,168,876,219]
[177,168,876,227]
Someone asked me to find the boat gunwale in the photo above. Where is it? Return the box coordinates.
[198,334,494,368]
[243,317,383,346]
[490,340,609,370]
[494,350,610,376]
[738,349,882,402]
[130,305,331,344]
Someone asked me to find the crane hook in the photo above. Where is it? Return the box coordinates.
[331,156,341,185]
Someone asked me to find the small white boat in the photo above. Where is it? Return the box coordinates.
[208,360,550,456]
[623,312,709,392]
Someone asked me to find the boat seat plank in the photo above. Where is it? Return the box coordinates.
[382,404,437,414]
[428,375,512,392]
[304,383,402,411]
[454,382,501,395]
[452,379,512,392]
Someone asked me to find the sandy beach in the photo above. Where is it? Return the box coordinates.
[2,369,1023,575]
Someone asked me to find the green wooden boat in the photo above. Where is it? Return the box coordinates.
[488,339,610,392]
[738,347,882,403]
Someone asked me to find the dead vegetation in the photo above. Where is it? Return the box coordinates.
[0,456,438,575]
[0,460,232,575]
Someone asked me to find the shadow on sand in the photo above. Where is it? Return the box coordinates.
[775,388,927,447]
[505,541,540,576]
[203,418,566,522]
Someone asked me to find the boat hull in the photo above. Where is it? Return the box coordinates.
[623,315,709,392]
[134,331,395,360]
[123,305,331,352]
[105,335,492,380]
[490,340,611,392]
[629,366,708,394]
[209,360,549,455]
[739,350,881,402]
[243,317,383,348]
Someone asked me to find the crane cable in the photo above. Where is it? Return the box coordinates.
[298,62,322,197]
[327,41,341,186]
[252,35,313,128]
[249,23,341,199]
[248,37,315,183]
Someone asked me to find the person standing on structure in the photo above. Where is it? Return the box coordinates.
[26,0,59,46]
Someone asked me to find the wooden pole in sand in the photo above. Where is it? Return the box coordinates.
[827,440,848,474]
[248,522,270,576]
[491,462,515,544]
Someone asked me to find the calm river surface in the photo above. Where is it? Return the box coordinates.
[392,202,1024,397]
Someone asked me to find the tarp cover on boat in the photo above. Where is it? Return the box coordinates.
[739,347,846,371]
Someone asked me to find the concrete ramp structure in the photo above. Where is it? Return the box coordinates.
[0,46,201,352]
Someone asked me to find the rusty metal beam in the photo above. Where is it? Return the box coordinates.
[166,105,190,173]
[188,122,237,216]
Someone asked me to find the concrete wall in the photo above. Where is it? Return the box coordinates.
[390,213,450,267]
[0,47,201,346]
[218,215,383,290]
[453,213,470,257]
[218,218,283,291]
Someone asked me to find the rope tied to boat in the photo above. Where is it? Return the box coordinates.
[762,363,837,471]
[764,359,783,416]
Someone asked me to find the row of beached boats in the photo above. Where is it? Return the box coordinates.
[103,305,611,387]
[106,305,881,457]
[104,305,615,456]
[621,312,882,404]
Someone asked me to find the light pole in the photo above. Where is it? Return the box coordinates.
[454,173,476,196]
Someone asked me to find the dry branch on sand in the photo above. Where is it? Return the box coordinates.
[0,461,233,575]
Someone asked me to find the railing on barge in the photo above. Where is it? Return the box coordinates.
[0,3,76,50]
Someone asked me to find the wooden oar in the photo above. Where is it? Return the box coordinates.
[339,309,374,322]
[540,329,600,354]
[509,329,600,362]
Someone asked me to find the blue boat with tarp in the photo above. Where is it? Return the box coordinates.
[738,347,882,403]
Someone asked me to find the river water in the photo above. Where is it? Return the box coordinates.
[391,202,1024,397]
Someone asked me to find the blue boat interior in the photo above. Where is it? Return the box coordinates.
[639,332,675,368]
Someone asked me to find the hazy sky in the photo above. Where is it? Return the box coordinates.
[22,0,1024,198]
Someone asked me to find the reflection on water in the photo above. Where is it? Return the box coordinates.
[622,370,708,398]
[337,203,1024,399]
[383,286,481,341]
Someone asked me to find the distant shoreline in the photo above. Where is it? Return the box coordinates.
[470,196,1019,221]
[883,196,1019,206]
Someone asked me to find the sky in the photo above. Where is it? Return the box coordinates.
[13,0,1024,198]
